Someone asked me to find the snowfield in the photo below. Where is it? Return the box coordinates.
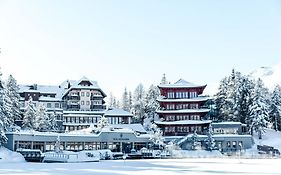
[0,158,281,175]
[1,128,281,174]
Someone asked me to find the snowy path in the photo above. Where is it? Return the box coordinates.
[0,158,280,175]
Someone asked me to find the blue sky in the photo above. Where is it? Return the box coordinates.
[0,0,281,98]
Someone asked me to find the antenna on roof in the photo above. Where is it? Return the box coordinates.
[67,81,71,89]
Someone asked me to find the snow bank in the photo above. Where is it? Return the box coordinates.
[241,128,281,158]
[171,150,223,158]
[253,128,281,151]
[0,147,25,163]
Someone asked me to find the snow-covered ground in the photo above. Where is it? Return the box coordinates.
[253,128,281,151]
[0,147,25,163]
[0,158,281,175]
[1,128,281,174]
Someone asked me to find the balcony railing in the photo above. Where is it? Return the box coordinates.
[66,96,80,100]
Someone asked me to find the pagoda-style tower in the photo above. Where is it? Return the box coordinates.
[155,79,211,136]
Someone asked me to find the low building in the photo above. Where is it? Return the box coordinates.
[104,108,133,124]
[212,122,248,135]
[4,125,152,153]
[172,122,253,152]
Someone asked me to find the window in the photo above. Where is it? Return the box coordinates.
[81,92,85,97]
[86,92,90,97]
[86,101,90,105]
[189,92,197,98]
[167,92,174,99]
[238,141,243,149]
[227,141,231,148]
[81,101,84,105]
[47,103,52,108]
[55,103,60,108]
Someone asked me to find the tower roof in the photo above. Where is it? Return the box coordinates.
[158,79,206,89]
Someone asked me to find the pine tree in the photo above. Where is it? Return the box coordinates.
[149,124,165,149]
[205,124,216,151]
[269,85,281,131]
[35,104,49,131]
[247,79,269,139]
[215,77,230,121]
[108,92,115,108]
[190,130,199,150]
[121,88,130,112]
[0,69,8,146]
[48,111,58,131]
[54,135,62,153]
[3,85,13,130]
[132,84,146,124]
[5,75,21,123]
[144,84,160,123]
[22,97,37,130]
[128,91,133,111]
[96,116,109,132]
[215,70,254,123]
[236,77,254,124]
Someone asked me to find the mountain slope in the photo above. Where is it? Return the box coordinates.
[249,62,281,90]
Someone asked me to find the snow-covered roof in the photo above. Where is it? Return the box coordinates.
[156,109,210,114]
[63,110,105,115]
[19,85,66,99]
[154,120,212,125]
[104,108,133,117]
[111,124,147,133]
[157,96,210,103]
[39,96,61,102]
[158,79,206,89]
[62,77,106,98]
[212,122,242,126]
[213,134,252,138]
[101,127,135,133]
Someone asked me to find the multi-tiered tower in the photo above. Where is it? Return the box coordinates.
[155,79,211,136]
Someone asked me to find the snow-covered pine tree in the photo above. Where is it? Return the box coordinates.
[215,77,230,121]
[22,96,37,130]
[205,124,216,151]
[269,85,281,131]
[149,124,165,149]
[128,91,133,112]
[247,79,269,139]
[215,70,254,123]
[190,129,199,150]
[5,75,21,123]
[54,135,62,153]
[236,76,254,124]
[226,69,239,121]
[0,69,8,146]
[48,111,58,131]
[132,83,146,124]
[0,127,7,147]
[144,84,160,122]
[2,83,13,130]
[143,85,160,131]
[107,92,116,109]
[121,88,130,112]
[35,104,49,131]
[97,116,109,131]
